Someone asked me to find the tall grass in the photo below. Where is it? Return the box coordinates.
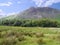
[0,26,60,45]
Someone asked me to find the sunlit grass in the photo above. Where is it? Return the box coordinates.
[0,26,60,45]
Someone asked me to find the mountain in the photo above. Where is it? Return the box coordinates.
[2,7,60,20]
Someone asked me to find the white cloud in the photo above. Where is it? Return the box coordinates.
[0,9,3,12]
[7,11,19,16]
[0,9,17,16]
[0,9,6,15]
[7,12,17,15]
[0,9,17,18]
[0,9,6,18]
[0,9,19,17]
[0,2,12,6]
[32,0,60,7]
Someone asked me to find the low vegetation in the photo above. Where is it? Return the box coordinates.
[0,26,60,45]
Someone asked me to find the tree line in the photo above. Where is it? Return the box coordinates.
[0,19,60,27]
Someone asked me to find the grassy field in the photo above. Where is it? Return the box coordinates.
[0,26,60,45]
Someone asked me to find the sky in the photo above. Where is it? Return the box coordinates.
[0,0,60,16]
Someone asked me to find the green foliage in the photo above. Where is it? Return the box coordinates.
[13,20,22,26]
[0,19,60,27]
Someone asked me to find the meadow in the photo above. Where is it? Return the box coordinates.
[0,26,60,45]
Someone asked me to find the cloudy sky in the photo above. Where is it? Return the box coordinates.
[0,0,60,16]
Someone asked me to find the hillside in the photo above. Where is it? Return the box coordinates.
[17,7,60,19]
[3,7,60,20]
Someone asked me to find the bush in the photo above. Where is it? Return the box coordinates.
[37,38,46,45]
[13,20,22,26]
[18,35,26,41]
[35,32,44,38]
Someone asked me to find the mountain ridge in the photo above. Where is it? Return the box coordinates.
[2,7,60,20]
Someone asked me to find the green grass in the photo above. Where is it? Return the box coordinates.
[0,26,60,45]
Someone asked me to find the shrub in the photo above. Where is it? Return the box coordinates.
[23,32,33,37]
[18,35,26,41]
[35,32,44,38]
[37,38,46,45]
[13,20,22,26]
